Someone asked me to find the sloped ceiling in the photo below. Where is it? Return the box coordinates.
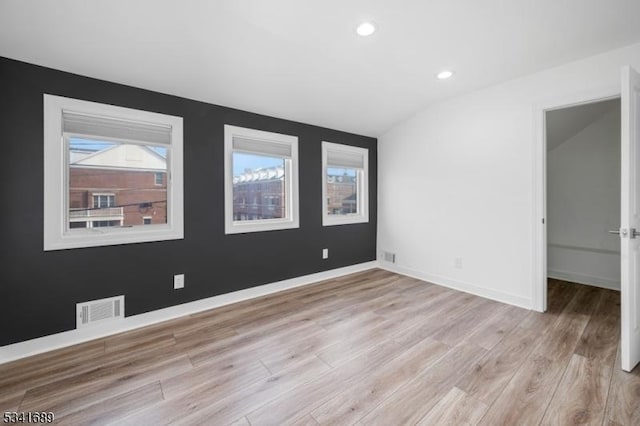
[1,0,640,136]
[546,99,620,151]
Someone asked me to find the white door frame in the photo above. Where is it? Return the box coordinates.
[532,86,620,312]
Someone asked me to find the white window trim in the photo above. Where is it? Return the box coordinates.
[322,141,369,226]
[224,125,299,234]
[44,94,184,251]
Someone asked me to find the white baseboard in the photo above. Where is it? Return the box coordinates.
[547,269,620,291]
[0,261,379,365]
[378,262,532,310]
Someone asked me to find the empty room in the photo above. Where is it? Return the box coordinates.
[1,1,640,425]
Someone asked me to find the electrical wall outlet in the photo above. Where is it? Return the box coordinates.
[322,248,329,259]
[174,274,185,289]
[454,258,463,269]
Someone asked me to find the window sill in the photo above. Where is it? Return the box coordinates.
[225,218,299,234]
[44,225,183,251]
[322,215,369,227]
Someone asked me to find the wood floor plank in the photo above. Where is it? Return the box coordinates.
[519,278,577,331]
[574,289,620,365]
[315,310,386,333]
[532,285,597,363]
[416,387,488,426]
[478,284,599,426]
[380,287,458,326]
[315,293,402,329]
[19,349,192,417]
[540,354,612,426]
[259,313,385,374]
[187,320,324,366]
[603,345,640,425]
[172,324,239,353]
[0,340,106,395]
[103,319,183,354]
[181,301,288,334]
[310,337,450,425]
[172,356,331,426]
[431,298,501,346]
[456,325,542,405]
[246,340,408,425]
[296,274,398,306]
[302,285,402,325]
[289,415,320,426]
[393,291,485,347]
[228,417,251,426]
[258,336,333,375]
[161,355,270,400]
[118,355,329,426]
[190,326,328,376]
[57,381,163,426]
[0,390,24,412]
[357,342,487,426]
[567,283,604,316]
[465,304,529,350]
[373,282,448,317]
[477,353,563,426]
[316,316,410,367]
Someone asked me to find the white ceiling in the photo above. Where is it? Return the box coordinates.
[1,0,640,137]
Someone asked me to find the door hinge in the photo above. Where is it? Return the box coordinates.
[608,228,640,238]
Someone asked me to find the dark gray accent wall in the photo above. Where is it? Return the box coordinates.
[0,57,377,346]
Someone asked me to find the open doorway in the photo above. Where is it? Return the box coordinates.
[535,67,640,372]
[546,98,621,291]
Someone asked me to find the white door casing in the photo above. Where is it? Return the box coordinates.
[621,65,640,372]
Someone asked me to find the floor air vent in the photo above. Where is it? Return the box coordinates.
[76,295,125,329]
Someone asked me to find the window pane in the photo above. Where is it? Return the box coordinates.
[327,168,358,215]
[232,152,285,221]
[68,138,168,230]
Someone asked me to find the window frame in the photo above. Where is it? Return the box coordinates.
[224,124,299,234]
[154,172,164,186]
[322,141,369,226]
[43,94,184,251]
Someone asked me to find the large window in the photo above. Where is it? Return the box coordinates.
[322,142,369,226]
[224,125,299,234]
[44,94,183,250]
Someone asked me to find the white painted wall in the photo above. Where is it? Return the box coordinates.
[378,42,640,309]
[547,105,621,290]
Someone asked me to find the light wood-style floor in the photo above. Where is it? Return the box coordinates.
[0,269,638,425]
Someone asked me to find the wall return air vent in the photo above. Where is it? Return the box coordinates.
[383,251,396,263]
[76,295,125,329]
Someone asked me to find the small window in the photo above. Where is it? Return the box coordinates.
[93,194,115,209]
[224,125,299,234]
[322,142,369,226]
[143,217,152,225]
[44,94,184,250]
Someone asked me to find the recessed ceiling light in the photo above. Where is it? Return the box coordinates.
[356,22,376,37]
[437,70,454,80]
